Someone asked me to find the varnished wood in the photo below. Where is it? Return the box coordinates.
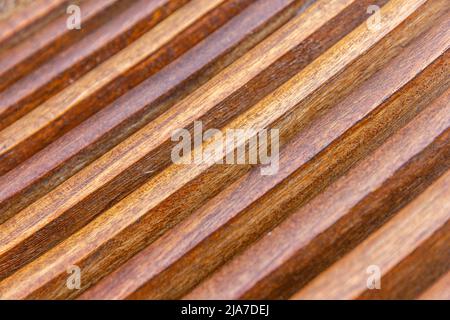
[2,0,348,282]
[0,0,124,92]
[88,15,450,299]
[0,0,70,49]
[292,168,450,300]
[186,88,450,300]
[0,0,448,300]
[0,0,299,227]
[0,0,190,133]
[418,271,450,300]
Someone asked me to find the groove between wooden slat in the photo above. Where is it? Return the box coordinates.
[291,168,450,300]
[0,0,447,301]
[0,0,187,133]
[0,0,429,300]
[0,0,125,92]
[0,0,301,225]
[0,0,355,280]
[0,0,70,49]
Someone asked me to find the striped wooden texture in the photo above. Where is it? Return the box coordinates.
[0,0,448,300]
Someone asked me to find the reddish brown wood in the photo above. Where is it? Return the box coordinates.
[88,22,450,299]
[0,0,188,132]
[0,0,447,301]
[0,0,69,49]
[0,0,124,92]
[0,0,299,224]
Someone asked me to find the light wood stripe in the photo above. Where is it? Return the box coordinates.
[0,0,448,300]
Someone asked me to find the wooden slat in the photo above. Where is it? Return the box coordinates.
[0,0,70,49]
[418,271,450,300]
[0,0,34,21]
[0,0,448,301]
[91,23,450,299]
[185,87,450,299]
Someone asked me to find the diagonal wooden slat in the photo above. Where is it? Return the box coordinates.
[0,0,125,92]
[0,0,228,170]
[418,271,450,300]
[0,0,448,301]
[185,88,450,300]
[86,15,450,299]
[0,0,301,227]
[291,167,450,300]
[0,0,70,49]
[0,0,191,132]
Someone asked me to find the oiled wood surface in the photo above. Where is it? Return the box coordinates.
[0,0,448,300]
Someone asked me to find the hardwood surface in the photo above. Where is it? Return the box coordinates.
[0,0,448,300]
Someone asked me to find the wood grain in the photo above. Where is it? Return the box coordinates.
[418,271,450,300]
[0,0,124,92]
[0,0,191,133]
[186,88,450,300]
[0,0,299,227]
[292,167,450,300]
[0,0,448,300]
[0,0,70,49]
